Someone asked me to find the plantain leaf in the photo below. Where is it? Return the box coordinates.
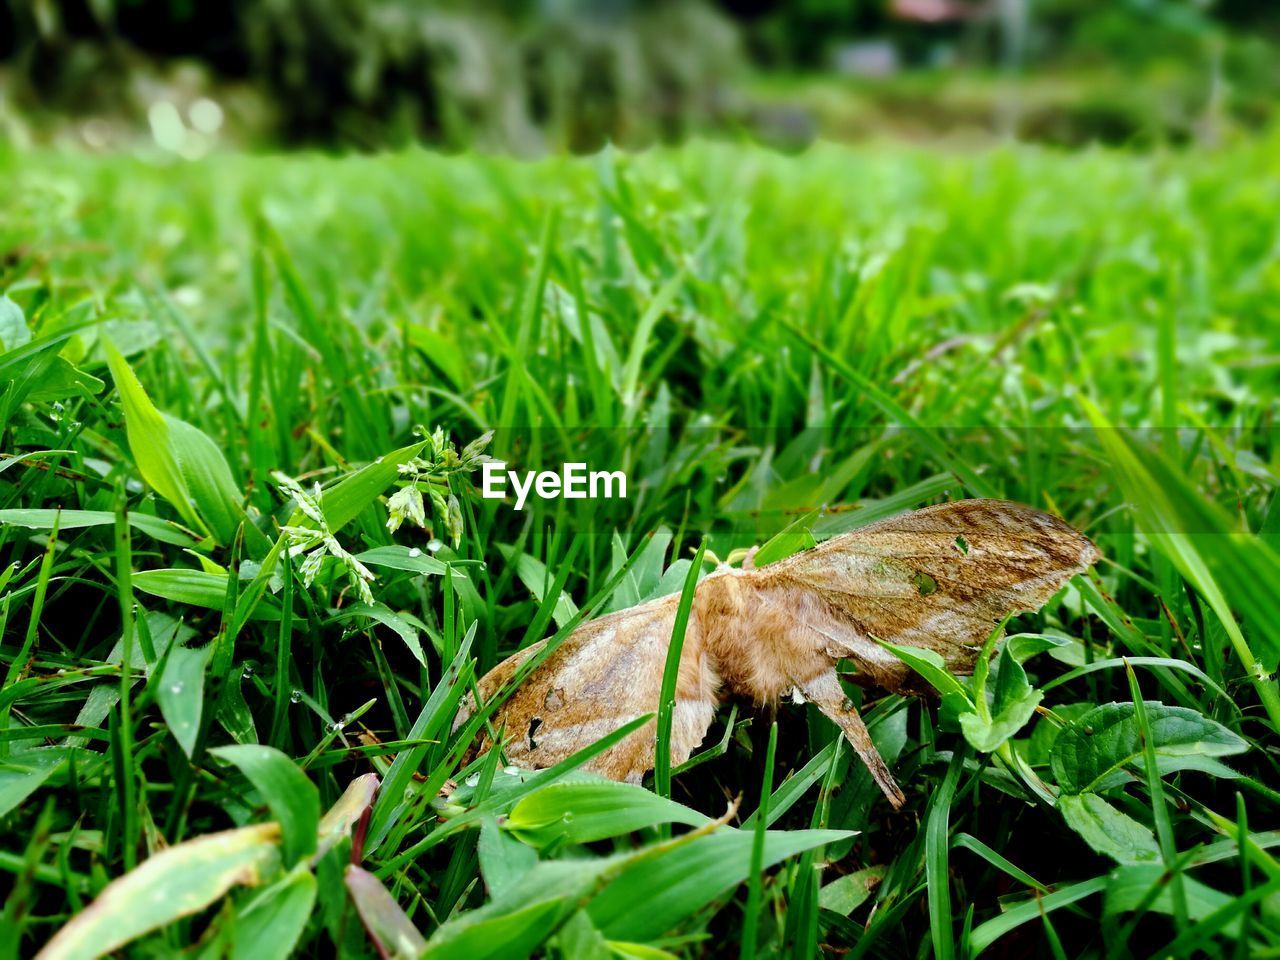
[958,635,1062,753]
[1051,701,1248,794]
[423,859,612,960]
[1057,793,1160,864]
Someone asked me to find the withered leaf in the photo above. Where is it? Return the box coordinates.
[455,499,1099,808]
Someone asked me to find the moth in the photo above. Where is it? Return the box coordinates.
[455,499,1099,808]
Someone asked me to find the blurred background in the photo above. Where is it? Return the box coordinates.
[1,0,1276,154]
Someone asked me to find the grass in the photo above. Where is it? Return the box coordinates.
[1,132,1279,958]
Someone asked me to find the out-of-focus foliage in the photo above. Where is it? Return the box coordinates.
[2,0,1278,149]
[0,0,744,151]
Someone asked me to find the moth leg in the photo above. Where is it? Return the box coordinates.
[797,670,905,810]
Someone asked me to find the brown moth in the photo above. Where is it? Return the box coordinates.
[454,499,1099,808]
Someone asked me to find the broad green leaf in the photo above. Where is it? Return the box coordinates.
[606,531,642,612]
[0,750,66,818]
[497,544,578,629]
[424,897,567,960]
[217,674,260,744]
[0,294,31,351]
[0,508,202,548]
[1051,702,1248,794]
[627,527,674,600]
[589,828,851,941]
[1023,703,1096,765]
[607,943,680,959]
[424,857,617,959]
[312,442,426,534]
[552,911,612,960]
[133,569,280,619]
[22,355,104,403]
[968,876,1108,955]
[753,510,818,567]
[157,643,213,757]
[103,339,210,538]
[818,866,886,916]
[356,545,451,578]
[1105,863,1239,932]
[876,639,971,702]
[345,865,428,959]
[164,413,244,546]
[960,692,1042,753]
[35,824,280,960]
[210,746,319,867]
[329,603,427,666]
[959,635,1059,752]
[504,781,710,847]
[233,868,317,960]
[478,818,537,899]
[1058,793,1160,864]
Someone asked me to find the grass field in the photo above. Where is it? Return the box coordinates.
[2,135,1280,958]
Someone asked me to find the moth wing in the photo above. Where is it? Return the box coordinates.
[760,499,1099,682]
[458,593,718,783]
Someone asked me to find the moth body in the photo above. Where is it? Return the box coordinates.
[454,499,1099,808]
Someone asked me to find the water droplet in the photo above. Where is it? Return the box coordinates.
[426,538,443,553]
[407,547,422,558]
[290,689,303,703]
[169,682,184,694]
[465,774,480,787]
